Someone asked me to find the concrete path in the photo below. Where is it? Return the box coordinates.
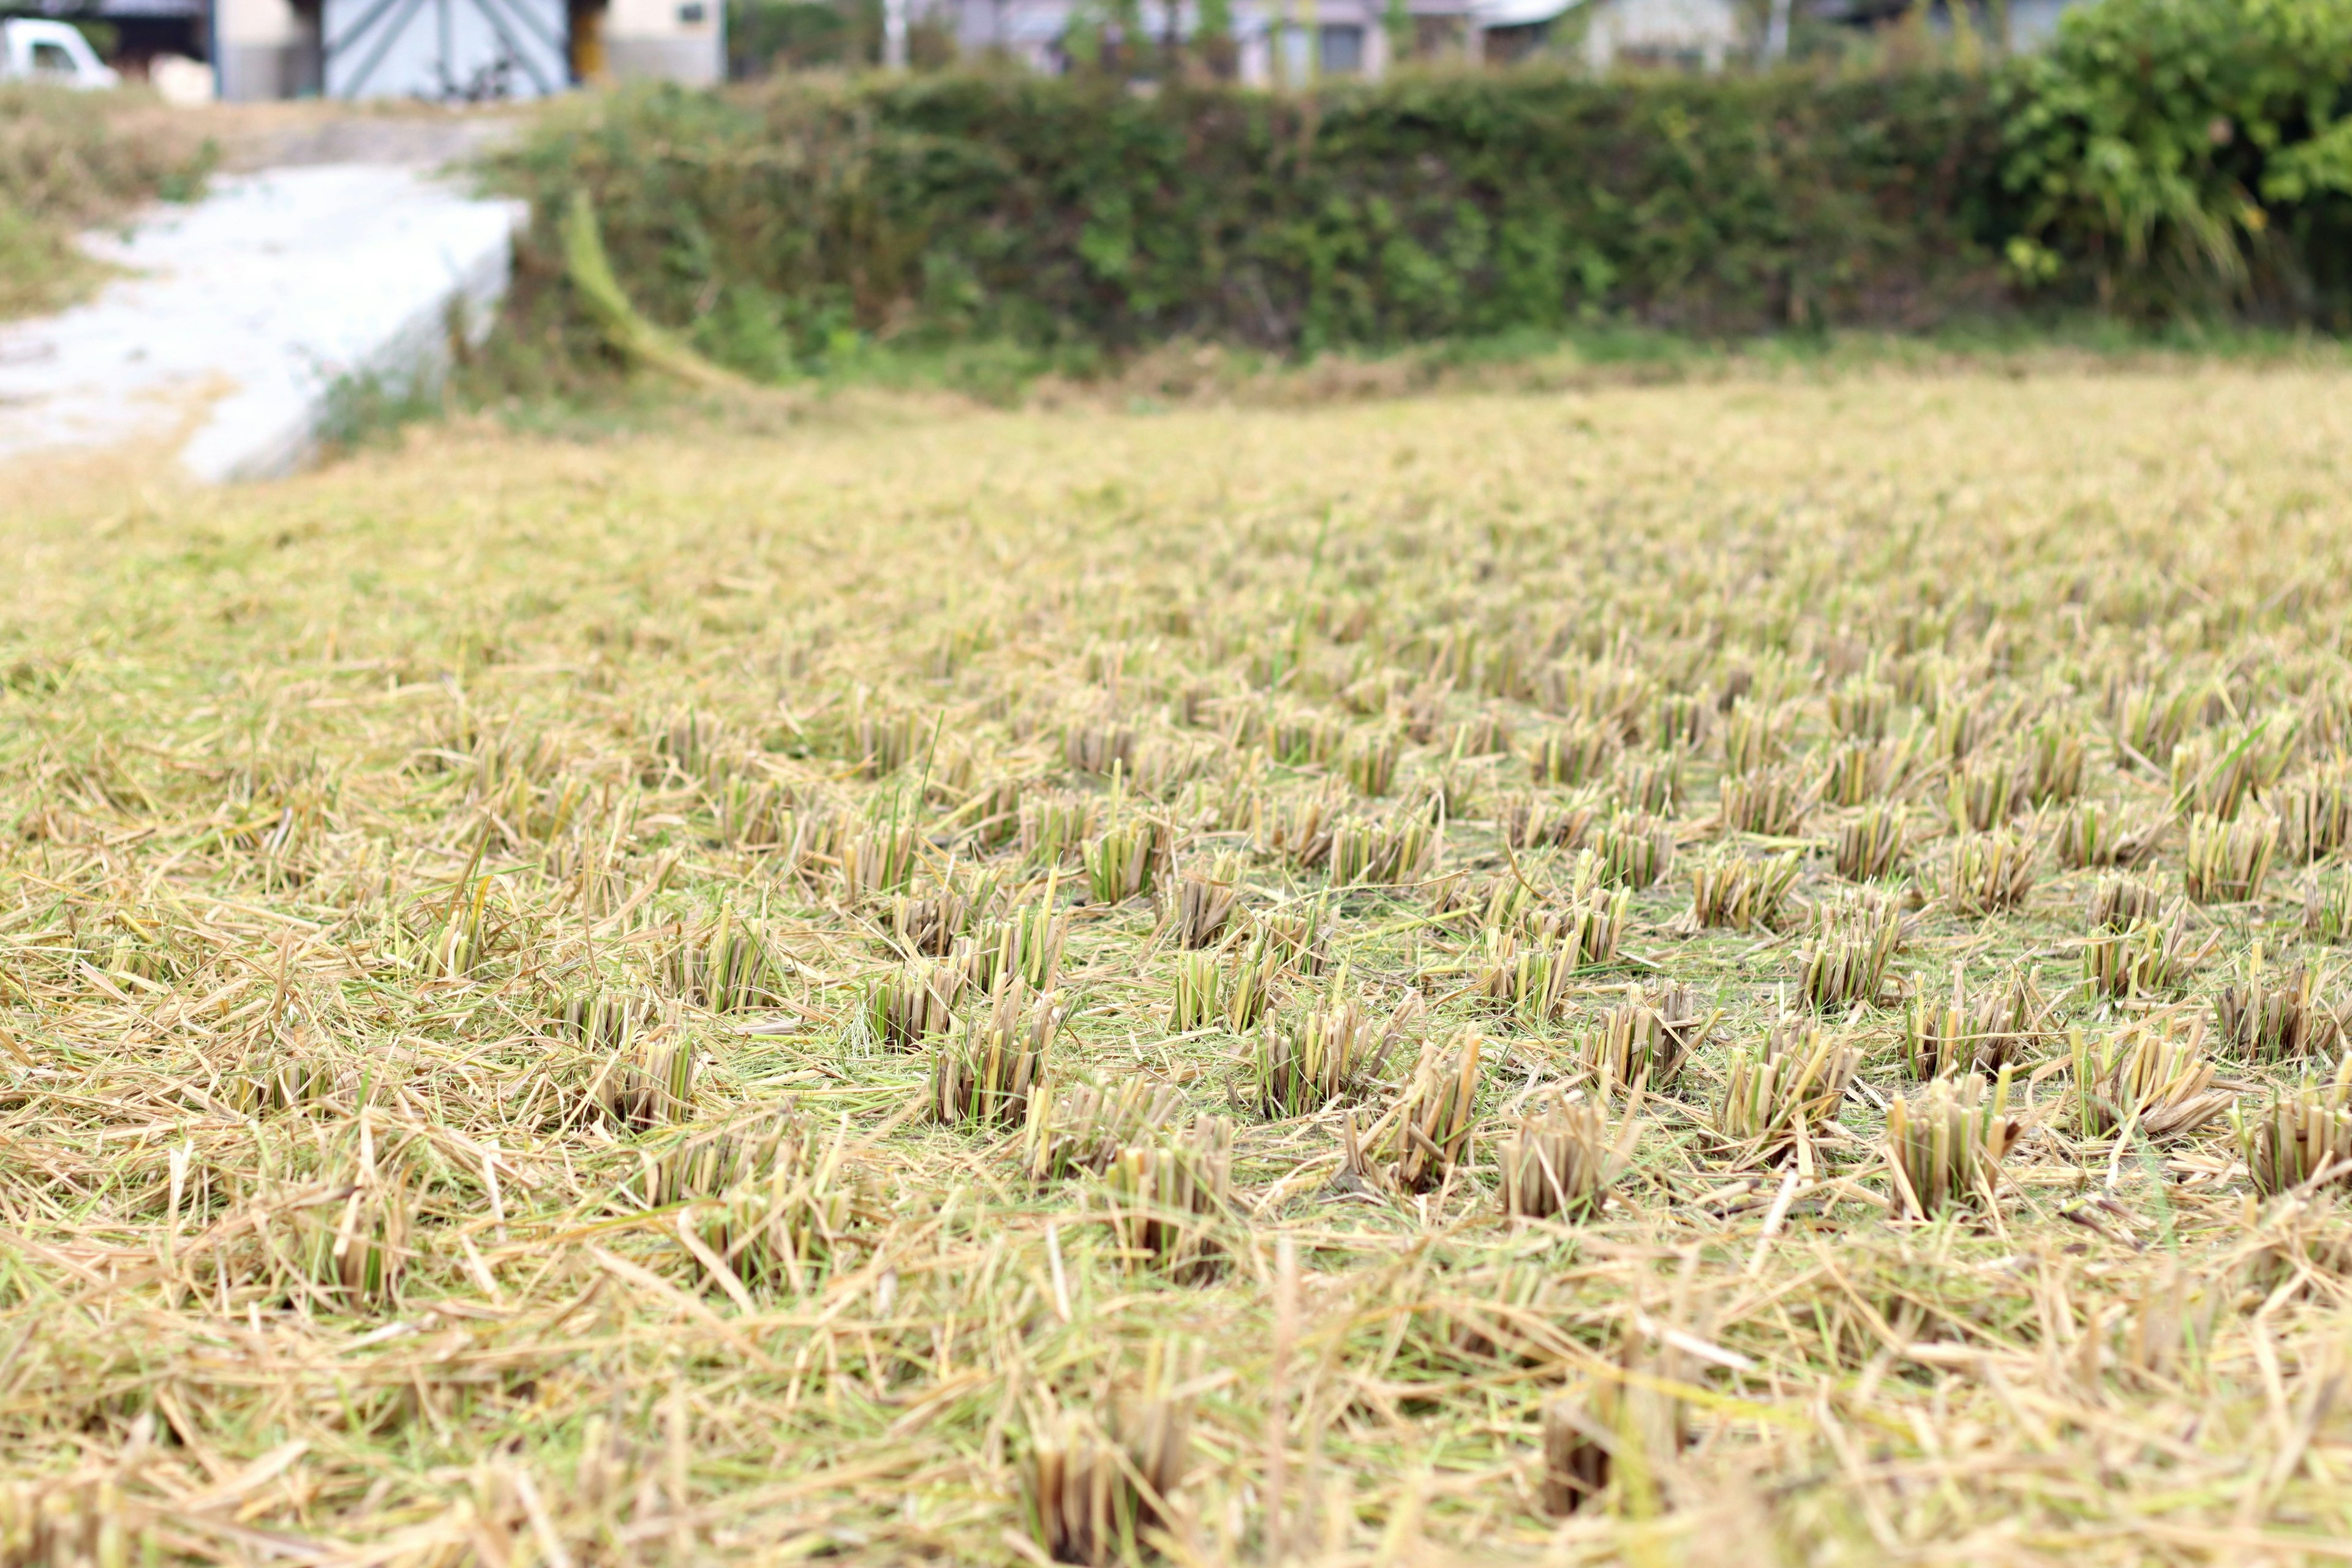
[0,148,525,483]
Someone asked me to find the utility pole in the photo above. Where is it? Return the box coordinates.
[884,0,909,68]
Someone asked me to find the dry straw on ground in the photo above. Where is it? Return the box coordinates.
[2,367,2351,1564]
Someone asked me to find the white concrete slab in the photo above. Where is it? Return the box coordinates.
[0,163,526,481]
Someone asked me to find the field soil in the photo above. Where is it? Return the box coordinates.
[2,367,2350,1563]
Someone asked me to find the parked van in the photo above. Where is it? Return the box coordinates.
[0,18,122,88]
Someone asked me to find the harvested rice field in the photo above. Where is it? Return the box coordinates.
[6,368,2352,1566]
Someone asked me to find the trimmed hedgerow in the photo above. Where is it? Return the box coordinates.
[491,69,2016,368]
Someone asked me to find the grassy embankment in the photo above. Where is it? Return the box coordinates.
[0,84,214,320]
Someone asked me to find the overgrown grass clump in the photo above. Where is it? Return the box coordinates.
[0,84,212,318]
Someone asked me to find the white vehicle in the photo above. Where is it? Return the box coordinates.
[1,18,122,88]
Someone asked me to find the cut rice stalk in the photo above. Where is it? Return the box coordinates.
[1797,892,1905,1010]
[865,961,962,1050]
[1172,851,1243,949]
[1022,1076,1186,1184]
[1686,849,1800,933]
[1901,969,2048,1080]
[2211,953,2342,1064]
[2232,1058,2352,1198]
[930,981,1060,1128]
[1834,803,1908,882]
[2180,812,2278,904]
[1022,1379,1193,1566]
[1251,981,1392,1117]
[1498,1094,1637,1223]
[1540,1329,1691,1517]
[1715,1023,1859,1158]
[1573,982,1715,1096]
[1372,1031,1482,1194]
[1884,1070,2023,1218]
[1102,1118,1234,1283]
[2068,1022,2229,1142]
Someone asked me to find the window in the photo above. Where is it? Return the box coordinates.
[1616,44,1711,72]
[1482,22,1551,64]
[1275,21,1364,77]
[1414,15,1465,57]
[30,40,78,75]
[1319,23,1364,74]
[1277,22,1311,81]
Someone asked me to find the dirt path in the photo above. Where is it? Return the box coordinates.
[0,107,525,483]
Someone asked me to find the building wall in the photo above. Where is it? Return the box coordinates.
[219,0,722,96]
[606,0,723,82]
[1580,0,1736,69]
[215,0,319,99]
[951,0,1490,80]
[1231,0,1392,85]
[2005,0,2075,48]
[606,32,720,80]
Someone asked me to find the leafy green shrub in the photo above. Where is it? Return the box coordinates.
[2000,0,2352,320]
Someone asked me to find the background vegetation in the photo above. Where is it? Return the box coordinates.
[2002,0,2352,317]
[497,70,2012,375]
[486,0,2352,388]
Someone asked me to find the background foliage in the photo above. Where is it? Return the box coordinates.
[487,0,2352,379]
[2002,0,2352,317]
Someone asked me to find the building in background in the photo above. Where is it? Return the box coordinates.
[213,0,309,96]
[600,0,722,77]
[1804,0,2079,48]
[952,0,1438,78]
[1478,0,1736,68]
[194,0,720,98]
[949,0,1745,80]
[939,0,2086,78]
[4,0,2085,99]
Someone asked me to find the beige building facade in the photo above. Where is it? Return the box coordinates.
[208,0,721,99]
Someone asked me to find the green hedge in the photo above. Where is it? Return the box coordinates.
[486,0,2352,374]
